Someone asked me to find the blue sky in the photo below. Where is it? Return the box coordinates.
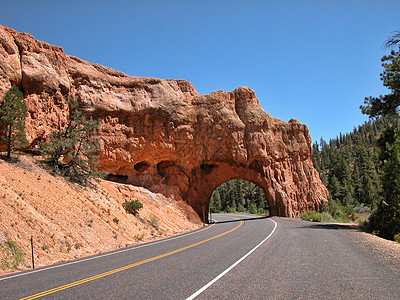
[2,1,400,142]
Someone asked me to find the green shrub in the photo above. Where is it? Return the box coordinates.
[318,200,328,213]
[330,204,347,220]
[134,233,145,241]
[320,212,335,222]
[301,210,322,222]
[122,199,143,215]
[394,233,400,243]
[355,214,370,227]
[0,239,26,270]
[150,214,159,230]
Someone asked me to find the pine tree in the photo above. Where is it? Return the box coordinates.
[368,126,400,239]
[40,99,104,182]
[255,188,265,210]
[248,203,257,214]
[360,30,400,239]
[0,86,28,158]
[234,180,244,209]
[210,189,222,213]
[312,142,321,172]
[312,112,400,224]
[210,179,267,214]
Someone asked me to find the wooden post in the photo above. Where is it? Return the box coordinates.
[31,236,35,269]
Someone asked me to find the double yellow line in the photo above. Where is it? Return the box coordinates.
[21,219,244,299]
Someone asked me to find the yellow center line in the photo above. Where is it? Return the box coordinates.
[20,218,244,300]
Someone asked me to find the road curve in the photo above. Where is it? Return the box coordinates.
[0,214,399,299]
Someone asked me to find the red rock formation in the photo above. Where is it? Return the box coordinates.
[0,25,328,220]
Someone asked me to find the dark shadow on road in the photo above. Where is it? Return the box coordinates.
[210,215,268,224]
[300,223,359,231]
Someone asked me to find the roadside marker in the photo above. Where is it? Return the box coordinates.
[202,205,206,223]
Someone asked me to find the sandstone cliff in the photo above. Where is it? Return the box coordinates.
[0,25,328,219]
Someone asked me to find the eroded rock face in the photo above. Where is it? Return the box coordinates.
[0,25,328,220]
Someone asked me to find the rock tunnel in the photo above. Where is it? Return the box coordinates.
[0,24,329,223]
[185,161,302,223]
[96,86,329,223]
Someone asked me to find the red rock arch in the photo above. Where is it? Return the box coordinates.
[0,25,329,223]
[186,162,288,223]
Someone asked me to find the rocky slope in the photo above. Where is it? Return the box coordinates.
[0,155,201,275]
[0,24,328,220]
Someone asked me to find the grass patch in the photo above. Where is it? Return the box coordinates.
[134,233,145,242]
[0,239,26,270]
[150,214,159,230]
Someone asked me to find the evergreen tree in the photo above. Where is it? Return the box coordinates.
[312,116,388,217]
[0,86,28,158]
[210,189,222,213]
[234,180,244,209]
[210,179,267,214]
[311,142,321,172]
[361,32,400,117]
[368,126,400,239]
[255,188,265,210]
[248,203,257,214]
[40,99,104,182]
[359,30,400,239]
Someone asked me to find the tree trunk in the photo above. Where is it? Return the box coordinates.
[7,123,12,158]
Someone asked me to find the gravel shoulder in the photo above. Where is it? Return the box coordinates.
[343,226,400,274]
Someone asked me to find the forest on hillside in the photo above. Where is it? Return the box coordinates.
[311,116,399,219]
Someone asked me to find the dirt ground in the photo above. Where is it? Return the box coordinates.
[0,154,202,276]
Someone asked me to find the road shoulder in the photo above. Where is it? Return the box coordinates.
[344,227,400,274]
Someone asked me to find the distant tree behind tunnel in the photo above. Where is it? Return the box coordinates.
[210,179,268,215]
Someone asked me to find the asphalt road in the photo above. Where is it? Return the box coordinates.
[0,214,399,299]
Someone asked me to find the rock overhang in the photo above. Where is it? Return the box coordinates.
[0,24,328,221]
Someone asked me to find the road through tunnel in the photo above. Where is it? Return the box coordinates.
[184,162,287,224]
[209,179,269,222]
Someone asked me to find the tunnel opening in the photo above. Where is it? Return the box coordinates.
[209,179,269,219]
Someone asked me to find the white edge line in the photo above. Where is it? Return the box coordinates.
[0,222,215,282]
[186,219,278,300]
